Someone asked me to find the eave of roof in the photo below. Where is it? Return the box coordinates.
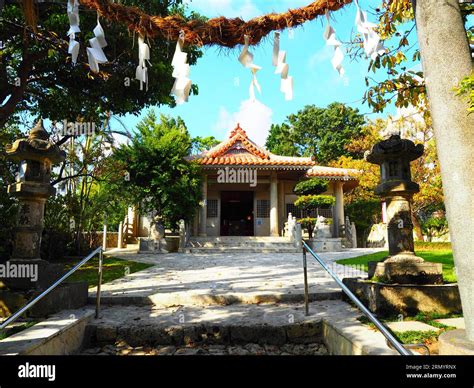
[189,124,361,181]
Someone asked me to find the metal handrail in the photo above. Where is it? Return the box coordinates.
[0,247,104,330]
[302,241,412,356]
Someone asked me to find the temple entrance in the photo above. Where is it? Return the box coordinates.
[220,191,254,236]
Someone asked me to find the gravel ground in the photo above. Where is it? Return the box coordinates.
[80,341,328,356]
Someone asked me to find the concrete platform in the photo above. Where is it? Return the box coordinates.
[0,308,94,355]
[92,250,377,307]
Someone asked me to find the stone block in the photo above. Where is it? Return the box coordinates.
[369,261,443,285]
[95,326,118,343]
[342,277,462,317]
[286,322,322,344]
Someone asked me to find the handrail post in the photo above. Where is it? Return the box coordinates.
[302,242,309,316]
[95,248,103,319]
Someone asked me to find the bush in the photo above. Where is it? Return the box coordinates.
[295,195,335,210]
[294,178,328,195]
[421,216,448,240]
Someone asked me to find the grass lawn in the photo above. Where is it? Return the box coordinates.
[337,249,456,283]
[66,256,153,288]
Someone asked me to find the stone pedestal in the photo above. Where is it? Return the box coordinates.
[368,261,443,285]
[342,278,462,317]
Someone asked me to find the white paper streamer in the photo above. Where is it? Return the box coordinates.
[323,13,345,77]
[354,0,385,60]
[239,35,262,101]
[135,36,151,91]
[68,33,80,65]
[67,0,80,65]
[86,16,108,73]
[273,32,293,101]
[171,31,192,104]
[67,0,80,35]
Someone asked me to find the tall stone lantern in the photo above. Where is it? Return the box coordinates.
[365,135,443,284]
[5,120,66,290]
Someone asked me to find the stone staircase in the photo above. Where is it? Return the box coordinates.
[185,236,300,253]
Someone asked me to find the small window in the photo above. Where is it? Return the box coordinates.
[257,200,270,218]
[207,199,218,218]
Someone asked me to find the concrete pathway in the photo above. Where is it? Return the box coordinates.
[92,248,382,307]
[435,318,465,329]
[386,321,439,333]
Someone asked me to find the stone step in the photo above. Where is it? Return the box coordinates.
[190,236,291,242]
[90,290,342,308]
[82,301,398,355]
[187,237,298,252]
[185,247,301,254]
[188,241,294,248]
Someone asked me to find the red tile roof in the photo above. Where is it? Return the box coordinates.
[190,124,359,180]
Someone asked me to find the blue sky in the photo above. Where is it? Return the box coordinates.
[118,0,419,145]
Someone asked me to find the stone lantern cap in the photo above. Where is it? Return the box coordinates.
[5,119,66,164]
[364,135,424,165]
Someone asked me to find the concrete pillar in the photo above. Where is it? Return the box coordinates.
[102,214,107,250]
[333,181,344,238]
[199,175,207,237]
[270,172,279,237]
[415,0,474,341]
[117,221,123,248]
[278,180,285,235]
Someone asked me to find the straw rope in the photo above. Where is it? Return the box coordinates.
[79,0,354,47]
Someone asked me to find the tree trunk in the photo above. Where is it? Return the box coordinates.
[415,0,474,340]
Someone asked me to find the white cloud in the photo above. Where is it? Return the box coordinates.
[184,0,261,19]
[308,46,334,69]
[213,99,273,146]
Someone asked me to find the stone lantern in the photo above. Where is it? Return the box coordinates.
[365,135,443,284]
[4,119,66,290]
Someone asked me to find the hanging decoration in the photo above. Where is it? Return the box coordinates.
[354,0,385,60]
[86,15,108,73]
[79,0,353,48]
[135,36,151,91]
[272,32,293,101]
[67,0,80,65]
[239,35,262,101]
[323,12,344,77]
[171,31,192,104]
